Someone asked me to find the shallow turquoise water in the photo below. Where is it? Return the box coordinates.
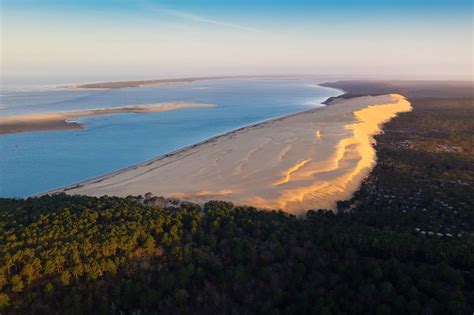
[0,78,341,197]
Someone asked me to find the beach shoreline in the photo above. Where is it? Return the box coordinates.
[0,103,215,135]
[44,93,412,214]
[39,99,338,196]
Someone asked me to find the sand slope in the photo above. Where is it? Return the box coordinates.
[56,94,412,214]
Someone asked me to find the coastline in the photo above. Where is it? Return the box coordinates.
[66,75,344,89]
[39,98,339,196]
[0,103,215,135]
[68,77,218,89]
[46,93,412,214]
[67,75,274,89]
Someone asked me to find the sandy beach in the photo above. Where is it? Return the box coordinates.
[0,103,215,135]
[53,94,412,214]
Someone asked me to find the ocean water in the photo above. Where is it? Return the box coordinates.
[0,78,341,197]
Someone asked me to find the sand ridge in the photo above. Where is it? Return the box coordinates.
[52,94,412,214]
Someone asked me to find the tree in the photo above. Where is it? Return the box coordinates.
[10,275,24,293]
[144,236,156,253]
[0,293,10,310]
[44,283,55,296]
[61,271,71,286]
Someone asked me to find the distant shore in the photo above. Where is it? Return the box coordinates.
[67,77,220,89]
[0,103,215,135]
[67,75,255,89]
[49,93,412,214]
[66,75,343,89]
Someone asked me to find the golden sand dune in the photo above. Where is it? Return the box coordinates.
[0,103,215,135]
[55,94,411,214]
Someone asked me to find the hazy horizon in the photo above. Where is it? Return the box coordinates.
[1,0,473,85]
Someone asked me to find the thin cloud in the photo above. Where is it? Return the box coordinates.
[162,9,261,33]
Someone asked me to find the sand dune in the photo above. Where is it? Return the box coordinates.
[0,103,215,135]
[53,94,411,214]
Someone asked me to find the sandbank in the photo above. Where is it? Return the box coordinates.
[51,94,412,214]
[0,103,215,135]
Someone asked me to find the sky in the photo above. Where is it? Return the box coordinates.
[1,0,473,84]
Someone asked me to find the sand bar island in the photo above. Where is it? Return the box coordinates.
[0,103,216,135]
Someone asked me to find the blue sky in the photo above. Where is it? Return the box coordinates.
[2,0,472,82]
[4,0,472,18]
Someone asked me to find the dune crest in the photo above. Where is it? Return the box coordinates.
[54,94,412,214]
[273,159,312,186]
[275,94,411,211]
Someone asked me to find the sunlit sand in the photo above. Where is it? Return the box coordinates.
[54,94,412,214]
